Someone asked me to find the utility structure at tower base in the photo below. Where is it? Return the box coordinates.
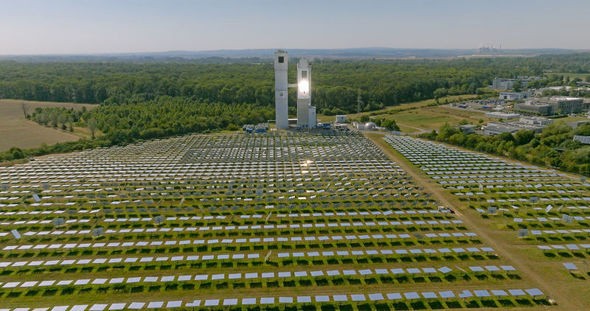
[274,50,316,129]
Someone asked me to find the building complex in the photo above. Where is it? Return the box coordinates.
[274,50,317,129]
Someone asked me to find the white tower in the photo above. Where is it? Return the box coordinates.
[297,59,313,128]
[274,50,289,130]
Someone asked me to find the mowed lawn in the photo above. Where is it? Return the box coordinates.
[0,99,96,152]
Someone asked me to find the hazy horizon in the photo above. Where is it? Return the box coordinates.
[1,0,589,55]
[1,46,588,57]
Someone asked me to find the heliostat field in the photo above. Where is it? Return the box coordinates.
[0,132,547,310]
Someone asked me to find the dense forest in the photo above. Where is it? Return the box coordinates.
[2,53,590,166]
[422,122,590,176]
[1,97,274,162]
[5,54,590,115]
[28,97,274,142]
[0,60,465,114]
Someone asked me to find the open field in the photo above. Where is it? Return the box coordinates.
[0,131,552,310]
[0,99,96,152]
[340,95,483,134]
[377,134,590,310]
[346,95,479,121]
[555,115,590,124]
[391,106,491,134]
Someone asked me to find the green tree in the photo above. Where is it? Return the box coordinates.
[87,118,98,139]
[514,130,535,145]
[433,88,448,99]
[512,80,522,92]
[380,119,400,131]
[9,147,25,160]
[574,124,590,136]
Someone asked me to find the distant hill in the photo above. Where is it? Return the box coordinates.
[0,48,585,62]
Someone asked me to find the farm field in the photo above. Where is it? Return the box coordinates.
[0,131,550,310]
[384,135,590,310]
[0,100,96,152]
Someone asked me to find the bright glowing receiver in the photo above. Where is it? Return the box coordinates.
[298,79,309,95]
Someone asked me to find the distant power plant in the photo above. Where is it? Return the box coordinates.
[274,50,317,129]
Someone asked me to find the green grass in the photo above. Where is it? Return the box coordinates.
[347,95,479,120]
[0,99,97,152]
[0,132,563,309]
[394,106,489,134]
[329,94,483,134]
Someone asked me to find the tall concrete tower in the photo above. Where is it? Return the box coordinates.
[297,58,314,128]
[274,50,289,130]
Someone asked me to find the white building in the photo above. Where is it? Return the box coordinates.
[492,76,539,90]
[499,92,530,101]
[353,121,377,130]
[274,50,289,129]
[519,116,552,126]
[492,78,517,90]
[483,123,519,135]
[335,115,347,123]
[574,135,590,145]
[296,58,316,128]
[485,112,521,120]
[274,50,316,129]
[308,106,316,129]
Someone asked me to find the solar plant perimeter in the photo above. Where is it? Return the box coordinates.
[385,135,590,310]
[0,131,552,310]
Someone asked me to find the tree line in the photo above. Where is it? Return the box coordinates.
[92,97,274,144]
[29,106,86,132]
[3,53,590,164]
[5,54,588,114]
[1,97,274,162]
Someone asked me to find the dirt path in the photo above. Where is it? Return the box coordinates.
[397,123,430,135]
[365,132,582,311]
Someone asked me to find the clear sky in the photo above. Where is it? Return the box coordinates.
[0,0,588,55]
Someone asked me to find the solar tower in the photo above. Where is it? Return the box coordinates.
[274,50,289,129]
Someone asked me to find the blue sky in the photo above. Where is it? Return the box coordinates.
[0,0,588,54]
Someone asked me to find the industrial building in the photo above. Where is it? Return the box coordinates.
[550,96,587,115]
[514,102,553,116]
[483,123,520,135]
[574,135,590,145]
[459,124,477,134]
[519,116,553,127]
[485,112,521,120]
[353,122,378,131]
[492,78,517,91]
[483,116,552,135]
[498,91,530,101]
[515,97,587,116]
[491,76,540,90]
[274,50,317,129]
